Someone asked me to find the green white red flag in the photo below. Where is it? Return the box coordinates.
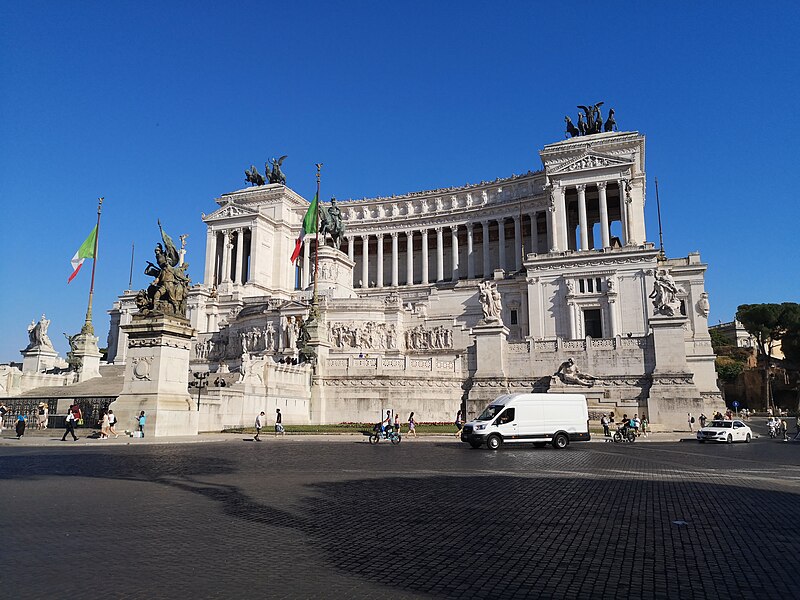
[290,193,318,263]
[68,226,97,283]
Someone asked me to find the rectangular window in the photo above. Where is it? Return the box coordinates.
[510,309,518,325]
[587,278,594,293]
[579,279,585,293]
[583,309,603,338]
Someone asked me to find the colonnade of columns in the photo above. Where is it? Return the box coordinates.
[208,227,252,286]
[342,213,547,289]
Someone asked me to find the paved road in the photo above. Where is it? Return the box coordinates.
[1,426,798,599]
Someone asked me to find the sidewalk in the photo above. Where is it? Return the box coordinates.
[0,429,696,447]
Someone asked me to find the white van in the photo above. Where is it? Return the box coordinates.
[461,393,590,450]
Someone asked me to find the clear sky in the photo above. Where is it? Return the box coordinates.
[1,1,798,361]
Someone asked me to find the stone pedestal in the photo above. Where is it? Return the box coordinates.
[302,301,333,424]
[109,315,198,437]
[467,322,509,419]
[646,315,704,430]
[310,246,356,299]
[71,332,103,382]
[21,346,59,374]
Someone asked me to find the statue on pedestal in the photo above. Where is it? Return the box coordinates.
[268,156,288,185]
[564,102,617,137]
[26,314,54,350]
[135,221,191,319]
[478,281,503,325]
[554,358,596,387]
[319,197,346,250]
[649,269,681,317]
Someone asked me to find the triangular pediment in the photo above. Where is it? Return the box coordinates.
[550,152,632,175]
[203,202,258,221]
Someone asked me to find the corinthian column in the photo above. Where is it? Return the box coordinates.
[391,232,399,287]
[406,230,414,285]
[234,228,245,283]
[617,179,629,245]
[221,231,232,283]
[450,225,459,282]
[513,215,522,271]
[466,223,475,279]
[421,229,429,285]
[598,181,610,248]
[529,212,538,255]
[577,184,588,251]
[436,227,444,282]
[376,233,384,288]
[361,235,369,288]
[348,236,355,261]
[498,218,506,272]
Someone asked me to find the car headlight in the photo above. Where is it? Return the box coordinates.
[475,424,486,431]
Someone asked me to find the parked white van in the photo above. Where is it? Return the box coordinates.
[461,393,590,450]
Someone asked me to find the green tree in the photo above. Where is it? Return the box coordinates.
[736,303,800,410]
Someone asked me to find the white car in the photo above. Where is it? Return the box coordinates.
[697,419,753,444]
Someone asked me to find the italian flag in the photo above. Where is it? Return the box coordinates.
[290,193,318,263]
[68,226,97,283]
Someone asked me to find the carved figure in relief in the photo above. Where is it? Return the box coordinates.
[265,321,276,351]
[696,292,710,319]
[565,279,575,295]
[285,316,298,350]
[650,270,681,317]
[554,358,596,387]
[605,277,616,293]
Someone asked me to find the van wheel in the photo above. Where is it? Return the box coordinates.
[533,442,547,448]
[469,441,482,449]
[552,433,569,449]
[486,435,502,450]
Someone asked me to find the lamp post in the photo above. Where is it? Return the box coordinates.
[193,371,209,411]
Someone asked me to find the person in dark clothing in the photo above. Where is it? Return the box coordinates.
[15,415,27,439]
[61,411,78,441]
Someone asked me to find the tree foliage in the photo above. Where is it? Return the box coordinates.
[736,303,800,364]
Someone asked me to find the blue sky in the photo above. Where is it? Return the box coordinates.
[1,1,798,361]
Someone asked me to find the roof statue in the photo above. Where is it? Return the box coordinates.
[268,155,288,185]
[244,155,288,186]
[134,220,191,319]
[319,197,345,250]
[26,314,54,351]
[565,102,617,138]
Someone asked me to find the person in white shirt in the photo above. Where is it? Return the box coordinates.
[254,411,265,441]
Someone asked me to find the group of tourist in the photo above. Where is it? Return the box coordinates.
[375,410,419,437]
[253,408,285,441]
[600,412,648,438]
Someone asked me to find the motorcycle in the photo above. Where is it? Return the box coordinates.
[368,425,401,445]
[613,424,637,444]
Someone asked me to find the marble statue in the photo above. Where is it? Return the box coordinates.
[650,270,681,317]
[555,358,596,387]
[26,314,54,349]
[478,281,503,324]
[135,221,191,318]
[696,292,710,319]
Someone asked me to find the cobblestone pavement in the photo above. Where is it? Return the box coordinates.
[1,425,798,599]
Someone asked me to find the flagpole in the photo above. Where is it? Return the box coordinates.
[81,197,103,335]
[128,242,135,289]
[312,163,322,310]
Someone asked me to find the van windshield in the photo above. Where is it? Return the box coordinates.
[476,405,504,421]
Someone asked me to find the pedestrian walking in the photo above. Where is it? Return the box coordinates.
[275,408,285,435]
[36,403,48,430]
[641,414,649,437]
[601,413,610,437]
[394,412,401,435]
[780,419,788,441]
[454,409,463,438]
[408,412,417,438]
[699,413,707,429]
[99,410,110,439]
[688,413,694,432]
[61,411,78,441]
[609,412,615,430]
[137,411,146,438]
[15,414,27,439]
[108,410,119,438]
[254,411,265,441]
[0,403,8,433]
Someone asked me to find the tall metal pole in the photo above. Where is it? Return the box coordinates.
[312,163,322,310]
[655,178,665,260]
[128,242,135,289]
[81,197,103,335]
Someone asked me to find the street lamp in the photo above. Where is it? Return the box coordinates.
[193,371,209,411]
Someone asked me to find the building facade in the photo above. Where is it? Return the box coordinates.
[107,129,723,429]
